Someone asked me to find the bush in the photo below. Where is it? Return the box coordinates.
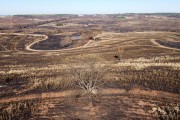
[0,99,40,120]
[56,23,64,26]
[151,104,179,120]
[71,62,107,105]
[31,77,75,91]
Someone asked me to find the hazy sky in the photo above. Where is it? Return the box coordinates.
[0,0,180,15]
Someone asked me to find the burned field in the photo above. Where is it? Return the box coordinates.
[0,14,180,120]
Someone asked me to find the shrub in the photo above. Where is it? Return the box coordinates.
[0,99,41,120]
[31,77,75,91]
[151,104,179,120]
[71,62,107,105]
[56,23,64,26]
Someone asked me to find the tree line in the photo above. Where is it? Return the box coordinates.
[0,18,67,30]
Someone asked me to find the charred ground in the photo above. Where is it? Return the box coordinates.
[0,14,180,120]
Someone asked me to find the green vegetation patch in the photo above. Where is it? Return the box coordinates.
[56,23,64,26]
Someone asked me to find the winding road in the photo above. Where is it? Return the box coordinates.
[0,32,180,52]
[0,33,180,52]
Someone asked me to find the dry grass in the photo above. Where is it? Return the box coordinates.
[0,99,41,120]
[30,77,76,91]
[150,103,179,120]
[0,16,180,119]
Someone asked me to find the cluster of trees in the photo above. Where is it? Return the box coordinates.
[0,18,67,30]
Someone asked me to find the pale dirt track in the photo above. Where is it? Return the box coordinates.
[0,32,48,51]
[1,32,180,52]
[151,39,180,51]
[0,88,179,103]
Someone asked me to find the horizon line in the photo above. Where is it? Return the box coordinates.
[1,12,180,16]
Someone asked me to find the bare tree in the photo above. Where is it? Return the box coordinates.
[71,62,106,105]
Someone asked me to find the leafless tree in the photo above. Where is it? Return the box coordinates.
[71,62,106,105]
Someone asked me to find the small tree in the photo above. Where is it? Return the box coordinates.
[72,62,106,105]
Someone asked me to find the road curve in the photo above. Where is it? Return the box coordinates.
[0,32,48,51]
[151,39,180,51]
[0,32,94,52]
